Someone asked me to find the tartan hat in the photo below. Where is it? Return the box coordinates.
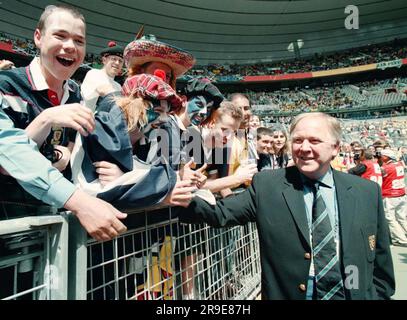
[182,78,224,108]
[100,41,124,58]
[122,73,184,111]
[124,35,195,78]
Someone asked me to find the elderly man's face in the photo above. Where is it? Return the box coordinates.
[291,116,339,180]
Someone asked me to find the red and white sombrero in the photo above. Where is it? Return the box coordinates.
[124,35,196,78]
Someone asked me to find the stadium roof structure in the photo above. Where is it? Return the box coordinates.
[1,0,407,66]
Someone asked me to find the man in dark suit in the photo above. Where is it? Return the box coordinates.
[179,112,395,300]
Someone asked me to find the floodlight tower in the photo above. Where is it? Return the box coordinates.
[287,39,304,59]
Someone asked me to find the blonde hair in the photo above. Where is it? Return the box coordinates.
[114,96,149,132]
[201,100,243,127]
[272,128,290,156]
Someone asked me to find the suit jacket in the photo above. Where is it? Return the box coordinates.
[179,166,395,300]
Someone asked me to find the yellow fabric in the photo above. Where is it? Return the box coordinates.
[135,236,175,300]
[159,236,173,273]
[150,256,162,293]
[228,135,248,176]
[160,236,174,299]
[331,156,347,172]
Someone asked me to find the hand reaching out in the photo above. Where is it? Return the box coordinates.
[26,103,96,146]
[234,163,258,184]
[41,103,96,136]
[195,164,208,189]
[94,161,124,186]
[180,160,208,188]
[162,179,197,208]
[65,189,127,242]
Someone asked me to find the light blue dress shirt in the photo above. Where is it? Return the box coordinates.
[301,168,340,300]
[0,107,76,208]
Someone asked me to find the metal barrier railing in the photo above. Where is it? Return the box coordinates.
[0,215,69,300]
[68,206,261,300]
[1,207,261,300]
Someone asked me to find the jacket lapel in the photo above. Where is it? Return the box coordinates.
[282,168,311,248]
[333,170,356,253]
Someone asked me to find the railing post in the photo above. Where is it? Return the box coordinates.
[47,215,69,300]
[66,213,88,300]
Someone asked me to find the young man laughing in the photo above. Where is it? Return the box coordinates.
[0,4,127,241]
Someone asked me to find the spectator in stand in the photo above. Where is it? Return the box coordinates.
[249,114,260,130]
[201,101,258,195]
[71,72,198,300]
[348,148,383,186]
[123,34,196,166]
[367,144,376,155]
[270,126,293,169]
[0,4,127,241]
[71,73,195,207]
[81,41,124,110]
[228,93,257,179]
[143,77,224,172]
[199,100,257,298]
[230,93,252,134]
[373,140,389,166]
[380,149,407,247]
[256,127,274,171]
[399,146,407,170]
[124,34,195,89]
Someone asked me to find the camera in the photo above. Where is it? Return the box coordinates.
[375,151,381,158]
[353,153,361,161]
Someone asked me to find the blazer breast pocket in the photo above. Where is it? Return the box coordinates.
[361,225,377,262]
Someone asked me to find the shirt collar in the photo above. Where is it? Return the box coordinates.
[102,68,116,80]
[28,57,74,92]
[319,168,334,188]
[300,167,334,189]
[172,114,187,131]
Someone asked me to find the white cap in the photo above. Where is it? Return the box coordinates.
[380,149,397,160]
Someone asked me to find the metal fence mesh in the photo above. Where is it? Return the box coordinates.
[86,208,261,300]
[0,230,48,300]
[0,209,261,300]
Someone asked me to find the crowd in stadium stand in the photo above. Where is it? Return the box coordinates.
[186,38,407,77]
[246,78,407,113]
[1,31,406,77]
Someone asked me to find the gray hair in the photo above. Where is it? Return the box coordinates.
[289,112,342,144]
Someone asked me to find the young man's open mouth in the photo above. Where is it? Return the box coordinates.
[56,56,75,67]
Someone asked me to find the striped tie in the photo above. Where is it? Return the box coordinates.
[307,180,345,300]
